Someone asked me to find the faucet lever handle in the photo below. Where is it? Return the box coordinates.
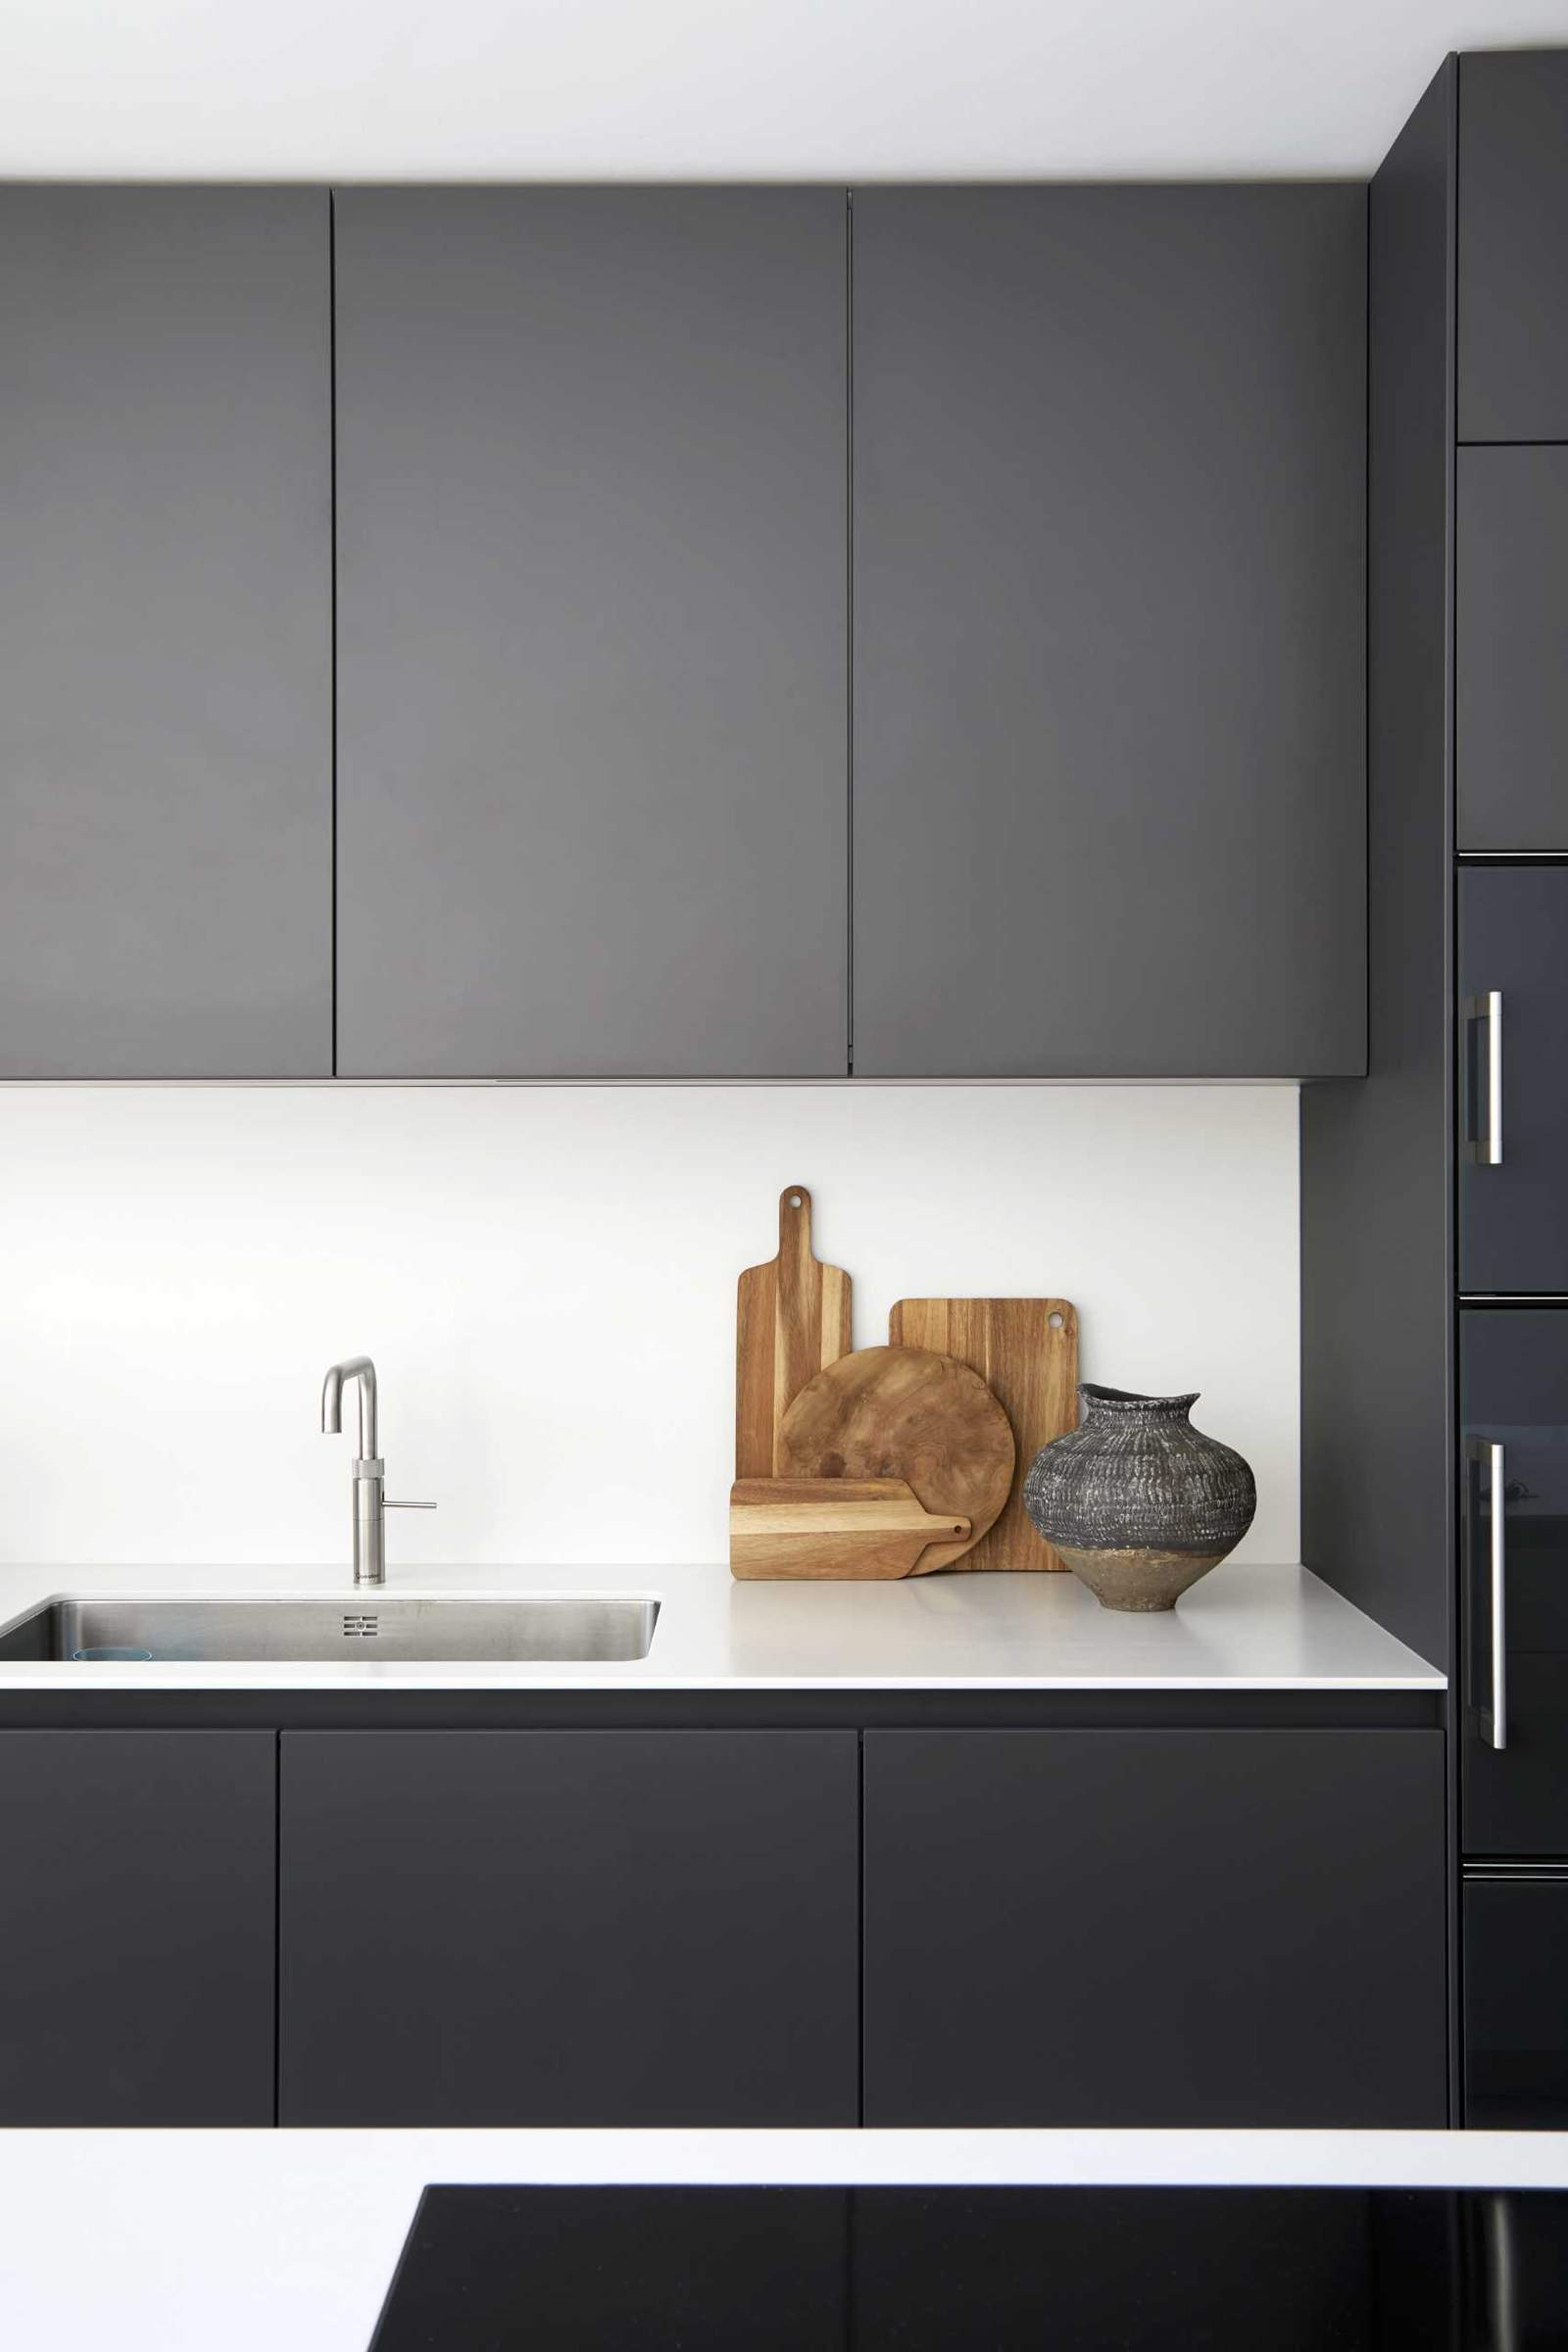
[384,1499,437,1510]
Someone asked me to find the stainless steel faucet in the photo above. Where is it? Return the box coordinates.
[320,1356,435,1586]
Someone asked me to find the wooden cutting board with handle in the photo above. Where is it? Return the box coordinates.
[889,1298,1079,1570]
[729,1479,972,1580]
[777,1345,1014,1574]
[735,1186,853,1478]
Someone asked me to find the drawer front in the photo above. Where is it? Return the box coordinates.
[1461,1309,1568,1855]
[1458,869,1568,1295]
[1465,1877,1568,2128]
[1456,450,1568,853]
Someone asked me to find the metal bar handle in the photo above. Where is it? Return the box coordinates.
[1463,991,1504,1166]
[1467,1435,1507,1751]
[1485,2193,1519,2352]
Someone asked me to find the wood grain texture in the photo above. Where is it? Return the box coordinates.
[735,1187,853,1478]
[729,1479,971,1581]
[889,1298,1079,1572]
[777,1345,1014,1574]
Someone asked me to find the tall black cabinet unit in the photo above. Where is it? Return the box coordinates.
[1302,46,1568,2128]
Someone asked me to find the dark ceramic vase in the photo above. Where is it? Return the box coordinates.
[1022,1384,1256,1611]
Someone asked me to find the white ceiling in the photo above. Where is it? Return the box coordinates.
[0,0,1566,179]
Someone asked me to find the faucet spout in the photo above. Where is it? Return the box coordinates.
[322,1356,385,1588]
[321,1356,378,1459]
[319,1356,432,1589]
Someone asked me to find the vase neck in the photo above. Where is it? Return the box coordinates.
[1078,1385,1199,1426]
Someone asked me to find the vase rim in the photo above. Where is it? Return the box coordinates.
[1078,1384,1200,1414]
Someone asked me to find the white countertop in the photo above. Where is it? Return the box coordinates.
[0,1554,1444,1690]
[0,2128,1559,2352]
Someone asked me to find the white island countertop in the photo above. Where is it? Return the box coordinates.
[0,2127,1557,2352]
[0,1555,1445,1691]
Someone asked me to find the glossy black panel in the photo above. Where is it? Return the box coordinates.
[1466,1879,1568,2128]
[1458,868,1568,1295]
[1461,1310,1568,1856]
[375,2188,847,2350]
[372,2184,1564,2350]
[851,2188,1387,2352]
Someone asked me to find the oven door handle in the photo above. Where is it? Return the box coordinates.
[1463,991,1504,1166]
[1467,1435,1507,1751]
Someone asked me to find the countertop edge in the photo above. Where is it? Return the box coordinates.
[0,1559,1449,1693]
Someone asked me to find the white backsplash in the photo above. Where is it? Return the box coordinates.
[0,1084,1299,1567]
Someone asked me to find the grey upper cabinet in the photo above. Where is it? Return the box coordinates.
[851,187,1367,1078]
[334,191,848,1078]
[1456,448,1568,850]
[1458,51,1568,443]
[0,189,332,1077]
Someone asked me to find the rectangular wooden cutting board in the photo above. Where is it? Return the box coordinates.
[735,1186,853,1478]
[729,1478,972,1580]
[888,1298,1079,1570]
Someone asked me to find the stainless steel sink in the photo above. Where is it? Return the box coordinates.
[0,1593,661,1664]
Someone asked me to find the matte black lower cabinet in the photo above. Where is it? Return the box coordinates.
[861,1730,1446,2127]
[0,1732,276,2126]
[278,1731,859,2126]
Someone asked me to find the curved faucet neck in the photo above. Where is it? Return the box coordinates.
[321,1356,379,1460]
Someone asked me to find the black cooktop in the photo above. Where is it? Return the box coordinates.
[370,2183,1568,2348]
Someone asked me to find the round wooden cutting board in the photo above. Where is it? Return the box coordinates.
[777,1344,1015,1574]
